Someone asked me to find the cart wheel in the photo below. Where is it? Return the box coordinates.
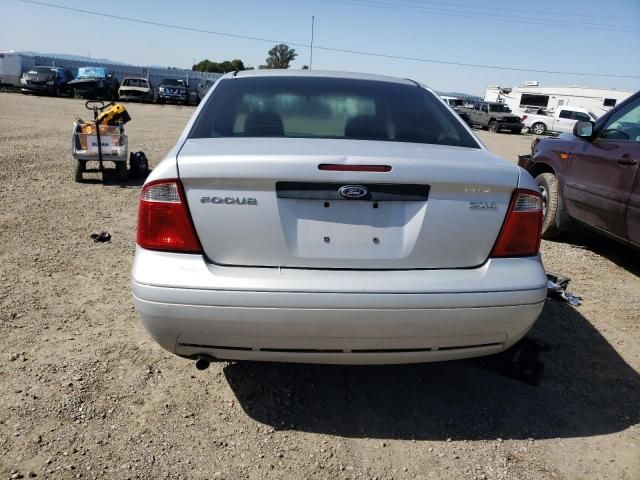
[116,161,128,181]
[74,160,85,183]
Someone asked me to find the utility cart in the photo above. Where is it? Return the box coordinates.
[72,100,130,182]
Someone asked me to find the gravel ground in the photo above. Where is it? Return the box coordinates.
[0,92,638,480]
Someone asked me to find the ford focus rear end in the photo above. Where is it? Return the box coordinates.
[131,71,547,365]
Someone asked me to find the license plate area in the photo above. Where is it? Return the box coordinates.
[277,197,428,260]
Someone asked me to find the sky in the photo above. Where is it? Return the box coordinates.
[1,0,639,95]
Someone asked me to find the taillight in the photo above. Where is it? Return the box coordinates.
[522,115,528,121]
[491,189,543,257]
[136,179,202,253]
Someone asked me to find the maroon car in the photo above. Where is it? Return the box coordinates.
[519,90,639,248]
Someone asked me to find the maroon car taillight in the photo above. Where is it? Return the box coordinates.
[522,115,528,121]
[491,189,543,257]
[137,179,203,253]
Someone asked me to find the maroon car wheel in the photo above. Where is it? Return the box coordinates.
[536,172,562,238]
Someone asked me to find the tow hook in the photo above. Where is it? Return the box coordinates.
[195,354,214,371]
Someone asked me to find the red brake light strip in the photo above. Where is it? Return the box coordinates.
[318,164,391,172]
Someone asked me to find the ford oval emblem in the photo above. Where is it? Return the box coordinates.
[339,185,368,199]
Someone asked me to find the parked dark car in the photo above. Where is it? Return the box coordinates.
[20,66,74,96]
[118,77,154,102]
[68,67,119,100]
[460,101,523,134]
[158,78,188,104]
[197,78,215,103]
[518,90,640,248]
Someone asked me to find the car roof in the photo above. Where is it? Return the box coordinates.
[122,76,149,81]
[232,69,419,86]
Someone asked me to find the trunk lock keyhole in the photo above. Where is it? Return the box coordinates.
[373,237,380,244]
[324,236,330,243]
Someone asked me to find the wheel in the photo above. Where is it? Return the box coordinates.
[536,172,563,238]
[531,122,546,135]
[488,120,498,133]
[116,161,128,181]
[74,160,85,183]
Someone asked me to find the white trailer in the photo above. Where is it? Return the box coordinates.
[485,82,634,118]
[0,50,34,87]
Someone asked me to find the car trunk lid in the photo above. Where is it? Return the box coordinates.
[178,138,519,269]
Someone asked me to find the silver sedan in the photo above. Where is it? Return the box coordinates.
[132,70,546,367]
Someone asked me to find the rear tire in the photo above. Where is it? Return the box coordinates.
[488,120,498,133]
[74,160,84,183]
[536,172,563,238]
[531,122,546,135]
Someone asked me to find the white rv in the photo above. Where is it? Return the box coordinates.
[485,82,634,118]
[0,50,35,87]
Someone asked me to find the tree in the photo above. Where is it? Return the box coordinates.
[262,44,297,69]
[192,58,248,73]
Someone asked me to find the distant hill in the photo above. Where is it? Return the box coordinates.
[20,51,127,65]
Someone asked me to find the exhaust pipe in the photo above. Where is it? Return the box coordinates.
[195,354,214,371]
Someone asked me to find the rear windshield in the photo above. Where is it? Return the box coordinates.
[189,77,480,148]
[123,78,149,87]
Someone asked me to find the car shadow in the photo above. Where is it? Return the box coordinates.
[549,228,639,277]
[223,300,639,441]
[79,168,151,188]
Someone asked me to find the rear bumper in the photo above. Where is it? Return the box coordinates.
[158,93,187,102]
[132,249,547,364]
[21,84,56,94]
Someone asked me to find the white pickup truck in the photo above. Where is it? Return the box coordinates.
[521,106,598,135]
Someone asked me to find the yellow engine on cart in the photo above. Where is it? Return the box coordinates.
[95,103,131,126]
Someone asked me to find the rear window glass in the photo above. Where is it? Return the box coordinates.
[189,76,480,148]
[123,78,149,88]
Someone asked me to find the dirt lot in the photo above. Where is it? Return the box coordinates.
[0,92,638,480]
